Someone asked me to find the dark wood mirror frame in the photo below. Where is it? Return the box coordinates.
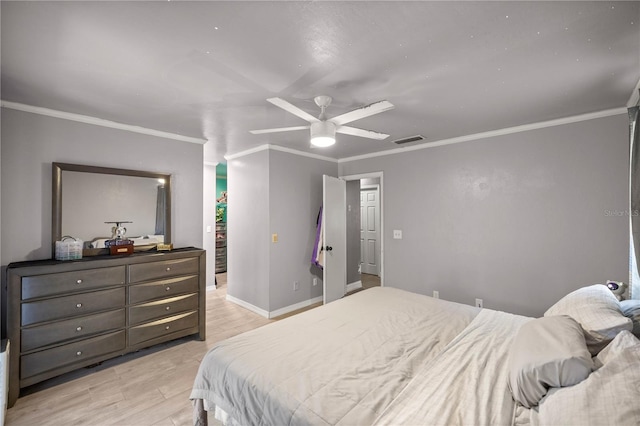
[52,162,172,257]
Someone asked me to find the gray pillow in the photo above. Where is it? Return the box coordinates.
[544,284,632,355]
[508,315,593,408]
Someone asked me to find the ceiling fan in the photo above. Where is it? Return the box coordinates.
[250,96,394,147]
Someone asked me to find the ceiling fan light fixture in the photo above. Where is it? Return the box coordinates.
[310,121,336,147]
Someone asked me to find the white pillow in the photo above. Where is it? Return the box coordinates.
[508,315,593,408]
[594,330,640,369]
[545,284,632,355]
[537,332,640,425]
[620,299,640,338]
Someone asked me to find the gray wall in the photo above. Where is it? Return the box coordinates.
[227,147,338,314]
[1,108,204,265]
[339,114,629,317]
[361,177,380,187]
[346,180,361,285]
[227,149,271,310]
[269,149,337,311]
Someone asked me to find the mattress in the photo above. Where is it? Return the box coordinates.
[191,287,533,425]
[192,285,640,426]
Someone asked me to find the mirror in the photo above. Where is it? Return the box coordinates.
[52,162,171,256]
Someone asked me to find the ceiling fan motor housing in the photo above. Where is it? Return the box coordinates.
[310,120,336,147]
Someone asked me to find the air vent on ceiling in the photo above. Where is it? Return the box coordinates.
[393,135,424,145]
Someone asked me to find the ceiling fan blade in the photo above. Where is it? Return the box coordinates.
[249,125,310,135]
[266,98,319,123]
[331,100,394,126]
[336,126,390,140]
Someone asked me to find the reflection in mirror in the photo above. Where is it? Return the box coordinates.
[52,163,171,257]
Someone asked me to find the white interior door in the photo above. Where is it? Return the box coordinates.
[360,186,380,276]
[323,175,346,304]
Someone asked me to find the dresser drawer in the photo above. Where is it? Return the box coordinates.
[128,311,198,346]
[128,275,198,304]
[129,258,199,283]
[129,293,198,326]
[21,330,125,379]
[22,266,125,300]
[21,287,125,326]
[22,309,125,352]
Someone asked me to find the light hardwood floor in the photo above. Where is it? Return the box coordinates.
[5,273,380,425]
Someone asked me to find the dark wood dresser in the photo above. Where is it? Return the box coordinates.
[5,247,205,408]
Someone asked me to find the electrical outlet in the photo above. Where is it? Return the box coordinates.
[313,277,318,286]
[293,281,300,291]
[393,230,403,239]
[475,298,483,308]
[433,290,439,299]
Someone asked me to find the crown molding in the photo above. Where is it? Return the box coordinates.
[225,144,338,163]
[339,107,627,163]
[1,100,207,145]
[224,144,270,161]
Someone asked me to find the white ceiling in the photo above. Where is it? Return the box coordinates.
[2,1,639,163]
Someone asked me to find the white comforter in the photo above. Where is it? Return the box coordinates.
[191,287,529,425]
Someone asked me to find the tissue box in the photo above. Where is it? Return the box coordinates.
[55,237,83,261]
[109,244,134,255]
[105,239,134,255]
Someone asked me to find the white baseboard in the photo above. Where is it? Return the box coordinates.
[346,280,363,293]
[225,294,270,318]
[269,296,323,319]
[225,294,323,319]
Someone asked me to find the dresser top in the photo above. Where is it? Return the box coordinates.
[7,247,204,271]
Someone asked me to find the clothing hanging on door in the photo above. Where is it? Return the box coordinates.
[311,206,324,269]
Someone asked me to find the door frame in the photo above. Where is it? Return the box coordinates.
[341,171,384,287]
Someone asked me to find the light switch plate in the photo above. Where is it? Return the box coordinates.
[393,230,402,239]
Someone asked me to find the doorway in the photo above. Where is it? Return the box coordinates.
[343,172,384,290]
[360,184,380,277]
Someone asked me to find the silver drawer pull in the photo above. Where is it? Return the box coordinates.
[76,351,82,356]
[165,325,170,330]
[76,326,83,332]
[166,267,171,272]
[165,286,171,291]
[76,303,83,308]
[165,306,171,311]
[76,279,83,284]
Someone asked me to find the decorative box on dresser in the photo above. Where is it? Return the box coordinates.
[5,247,205,408]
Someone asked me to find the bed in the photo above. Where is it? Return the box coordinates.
[190,285,640,426]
